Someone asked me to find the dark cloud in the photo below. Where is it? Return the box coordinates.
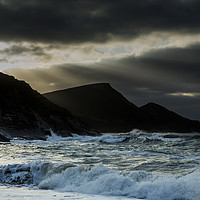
[0,44,51,59]
[6,43,200,120]
[0,0,200,43]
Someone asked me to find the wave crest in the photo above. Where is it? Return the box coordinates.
[37,164,200,200]
[1,162,200,200]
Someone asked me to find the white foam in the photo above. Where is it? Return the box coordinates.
[2,129,200,200]
[130,129,184,142]
[38,164,200,200]
[46,129,186,144]
[99,135,130,143]
[144,134,183,142]
[47,131,130,144]
[46,129,66,142]
[1,162,200,200]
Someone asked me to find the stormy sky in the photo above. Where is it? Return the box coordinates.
[1,0,200,120]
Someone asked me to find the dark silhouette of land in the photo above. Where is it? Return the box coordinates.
[44,83,200,133]
[45,83,139,132]
[1,73,200,142]
[139,102,200,132]
[0,73,96,141]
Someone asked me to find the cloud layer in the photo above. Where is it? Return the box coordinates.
[1,0,200,43]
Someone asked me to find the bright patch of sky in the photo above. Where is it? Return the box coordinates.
[1,32,200,71]
[168,92,200,97]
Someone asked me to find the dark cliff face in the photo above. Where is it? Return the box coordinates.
[0,72,93,141]
[44,83,200,133]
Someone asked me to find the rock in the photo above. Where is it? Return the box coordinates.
[0,133,10,142]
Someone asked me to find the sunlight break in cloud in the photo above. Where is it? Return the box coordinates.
[1,32,200,71]
[168,92,200,97]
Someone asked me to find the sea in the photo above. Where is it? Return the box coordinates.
[0,129,200,200]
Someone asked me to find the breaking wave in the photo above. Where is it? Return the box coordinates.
[46,129,188,144]
[47,132,130,144]
[0,162,200,200]
[130,129,186,142]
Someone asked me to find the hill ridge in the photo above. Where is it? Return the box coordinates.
[44,83,200,133]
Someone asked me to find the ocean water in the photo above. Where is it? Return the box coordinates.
[0,129,200,200]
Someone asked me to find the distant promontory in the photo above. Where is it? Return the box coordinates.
[44,83,200,133]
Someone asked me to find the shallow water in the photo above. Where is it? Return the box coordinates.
[0,186,134,200]
[0,130,200,200]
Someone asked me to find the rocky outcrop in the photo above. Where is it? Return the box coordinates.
[0,72,96,140]
[0,133,10,142]
[44,83,200,133]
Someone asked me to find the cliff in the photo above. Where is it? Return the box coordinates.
[0,73,95,141]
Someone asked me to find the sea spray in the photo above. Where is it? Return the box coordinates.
[47,131,130,143]
[37,164,200,200]
[2,162,200,199]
